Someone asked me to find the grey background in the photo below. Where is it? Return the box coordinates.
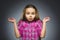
[0,0,60,40]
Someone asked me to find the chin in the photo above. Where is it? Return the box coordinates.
[28,19,34,22]
[28,20,32,21]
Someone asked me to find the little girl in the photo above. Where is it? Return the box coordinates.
[8,4,50,40]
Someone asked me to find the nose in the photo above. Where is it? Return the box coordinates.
[30,15,32,17]
[29,13,32,17]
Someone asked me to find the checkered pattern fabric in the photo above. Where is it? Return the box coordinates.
[17,20,43,40]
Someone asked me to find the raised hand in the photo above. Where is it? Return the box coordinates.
[8,17,16,23]
[43,16,50,23]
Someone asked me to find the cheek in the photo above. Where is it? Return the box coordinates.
[32,15,35,18]
[25,14,29,18]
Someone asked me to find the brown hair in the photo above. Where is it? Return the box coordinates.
[21,4,40,22]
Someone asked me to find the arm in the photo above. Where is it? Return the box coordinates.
[40,22,46,38]
[8,17,20,38]
[40,17,50,38]
[13,21,20,38]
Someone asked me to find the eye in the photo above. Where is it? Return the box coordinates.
[32,12,35,15]
[26,12,30,15]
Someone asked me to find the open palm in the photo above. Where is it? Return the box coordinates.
[43,16,50,23]
[8,17,16,23]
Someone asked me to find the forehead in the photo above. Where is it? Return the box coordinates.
[25,7,35,12]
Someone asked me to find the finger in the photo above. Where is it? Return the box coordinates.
[48,17,50,20]
[8,18,13,21]
[47,18,50,21]
[47,16,50,19]
[8,18,10,21]
[9,17,14,20]
[46,17,50,19]
[8,19,12,21]
[11,17,15,20]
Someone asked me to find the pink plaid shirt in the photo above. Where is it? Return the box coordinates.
[17,20,43,40]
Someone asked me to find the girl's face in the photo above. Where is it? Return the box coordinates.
[25,7,36,21]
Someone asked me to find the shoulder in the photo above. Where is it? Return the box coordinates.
[17,19,23,26]
[36,20,43,27]
[17,19,27,26]
[36,19,43,23]
[18,19,23,23]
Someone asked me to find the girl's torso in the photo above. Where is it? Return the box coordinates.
[18,20,42,40]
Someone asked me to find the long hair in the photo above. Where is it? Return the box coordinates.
[20,4,41,22]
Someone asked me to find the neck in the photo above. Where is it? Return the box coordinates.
[26,20,34,23]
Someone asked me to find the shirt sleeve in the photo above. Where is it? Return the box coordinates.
[37,20,43,36]
[17,20,23,35]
